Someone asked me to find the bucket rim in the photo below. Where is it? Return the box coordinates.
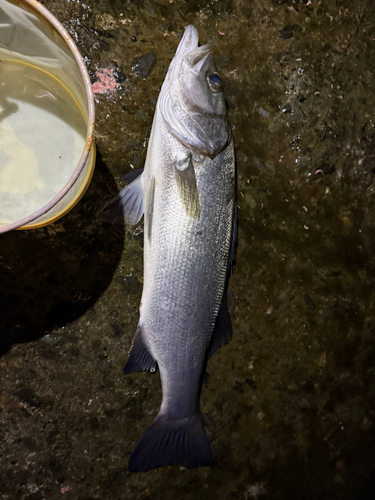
[0,0,95,234]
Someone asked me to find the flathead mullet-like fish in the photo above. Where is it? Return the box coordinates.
[99,25,237,472]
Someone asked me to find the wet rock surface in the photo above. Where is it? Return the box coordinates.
[1,0,375,498]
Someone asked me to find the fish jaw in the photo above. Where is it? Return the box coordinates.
[159,25,229,158]
[174,24,200,57]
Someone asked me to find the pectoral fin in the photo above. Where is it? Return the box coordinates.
[174,156,200,219]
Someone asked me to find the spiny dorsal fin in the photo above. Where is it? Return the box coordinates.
[208,294,232,357]
[228,203,238,275]
[209,203,237,356]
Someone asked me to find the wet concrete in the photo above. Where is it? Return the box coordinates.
[1,0,375,498]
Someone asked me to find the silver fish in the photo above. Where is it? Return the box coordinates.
[100,25,237,472]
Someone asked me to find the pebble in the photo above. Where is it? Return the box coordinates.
[278,24,300,40]
[123,275,141,294]
[131,51,157,78]
[17,388,42,407]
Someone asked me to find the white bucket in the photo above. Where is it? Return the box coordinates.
[0,0,95,232]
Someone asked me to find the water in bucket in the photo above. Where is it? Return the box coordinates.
[0,58,87,224]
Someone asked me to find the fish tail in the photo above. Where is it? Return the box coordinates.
[128,409,213,472]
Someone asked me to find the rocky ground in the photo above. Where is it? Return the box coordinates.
[1,0,375,498]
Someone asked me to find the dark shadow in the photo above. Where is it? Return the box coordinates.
[0,149,124,356]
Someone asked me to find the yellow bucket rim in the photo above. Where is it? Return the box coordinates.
[0,0,95,234]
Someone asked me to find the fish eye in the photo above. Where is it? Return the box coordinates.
[207,73,222,92]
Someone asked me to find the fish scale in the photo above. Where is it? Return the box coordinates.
[140,114,234,437]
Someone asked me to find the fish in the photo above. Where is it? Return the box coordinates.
[99,24,237,472]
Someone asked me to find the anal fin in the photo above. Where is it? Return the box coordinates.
[124,325,157,374]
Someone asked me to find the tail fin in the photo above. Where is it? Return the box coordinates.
[129,410,213,472]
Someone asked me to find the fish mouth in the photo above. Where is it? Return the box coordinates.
[176,25,213,66]
[175,25,200,57]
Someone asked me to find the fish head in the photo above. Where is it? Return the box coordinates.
[159,25,230,158]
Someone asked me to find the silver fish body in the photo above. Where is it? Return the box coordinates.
[100,25,236,471]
